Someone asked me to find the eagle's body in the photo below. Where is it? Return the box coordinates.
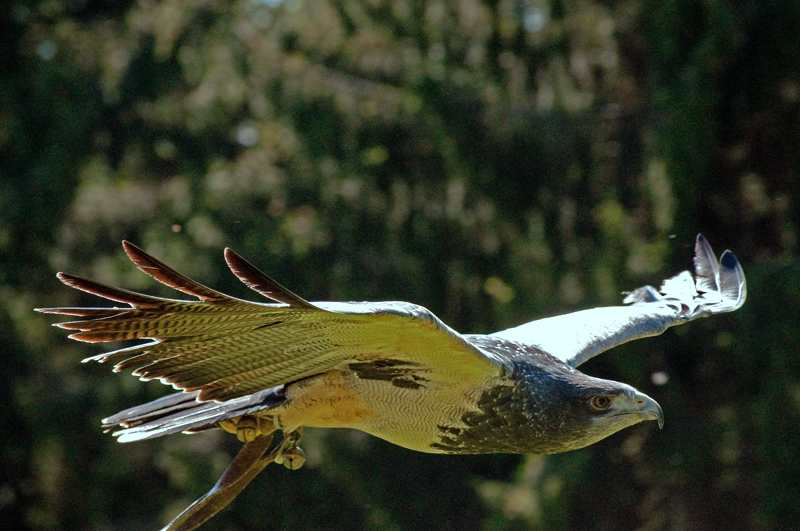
[38,235,746,530]
[119,337,648,455]
[274,336,656,455]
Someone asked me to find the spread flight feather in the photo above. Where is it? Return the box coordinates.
[41,242,505,402]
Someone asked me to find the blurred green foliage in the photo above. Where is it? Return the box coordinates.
[2,0,799,530]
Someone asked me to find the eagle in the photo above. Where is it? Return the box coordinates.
[38,234,746,531]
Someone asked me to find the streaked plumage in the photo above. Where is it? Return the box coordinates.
[38,234,745,529]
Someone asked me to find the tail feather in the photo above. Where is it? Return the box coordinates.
[103,386,287,443]
[104,390,206,427]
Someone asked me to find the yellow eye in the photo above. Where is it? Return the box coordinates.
[590,395,612,411]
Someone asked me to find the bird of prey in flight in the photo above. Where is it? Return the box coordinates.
[38,234,746,531]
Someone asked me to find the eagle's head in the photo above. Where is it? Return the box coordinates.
[432,344,664,455]
[516,359,664,454]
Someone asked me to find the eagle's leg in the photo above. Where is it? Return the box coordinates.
[161,428,305,531]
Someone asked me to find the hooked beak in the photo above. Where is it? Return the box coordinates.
[635,393,664,429]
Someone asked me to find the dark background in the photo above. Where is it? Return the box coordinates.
[2,1,799,530]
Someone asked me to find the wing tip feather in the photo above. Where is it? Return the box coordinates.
[693,234,747,310]
[121,241,229,302]
[719,249,747,310]
[224,248,316,309]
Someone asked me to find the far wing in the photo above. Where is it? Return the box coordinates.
[490,235,746,368]
[37,242,505,402]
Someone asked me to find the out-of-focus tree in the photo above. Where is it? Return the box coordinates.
[1,0,798,530]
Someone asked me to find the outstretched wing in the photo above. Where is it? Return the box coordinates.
[490,234,746,368]
[37,242,505,402]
